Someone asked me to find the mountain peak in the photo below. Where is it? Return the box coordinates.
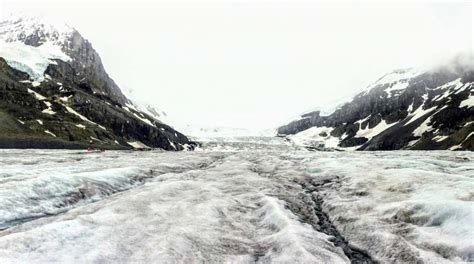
[0,13,74,47]
[370,67,422,87]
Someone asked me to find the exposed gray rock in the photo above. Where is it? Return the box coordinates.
[278,56,473,151]
[0,17,195,150]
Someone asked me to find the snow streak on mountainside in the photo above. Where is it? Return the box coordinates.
[0,148,472,263]
[0,15,194,150]
[278,57,474,151]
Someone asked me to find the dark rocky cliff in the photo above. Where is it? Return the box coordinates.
[278,57,473,151]
[0,16,194,150]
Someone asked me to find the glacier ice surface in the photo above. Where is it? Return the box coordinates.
[0,143,472,263]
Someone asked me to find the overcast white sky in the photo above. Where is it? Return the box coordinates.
[1,0,472,130]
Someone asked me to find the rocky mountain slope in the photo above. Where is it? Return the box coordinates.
[0,16,194,150]
[278,56,473,150]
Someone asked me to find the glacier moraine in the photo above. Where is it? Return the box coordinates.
[0,140,472,263]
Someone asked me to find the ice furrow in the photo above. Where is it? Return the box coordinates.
[0,167,153,230]
[248,154,375,263]
[296,175,376,263]
[310,193,377,264]
[0,152,225,231]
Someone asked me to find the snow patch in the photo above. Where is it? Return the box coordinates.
[89,136,103,142]
[27,88,46,100]
[356,119,395,140]
[44,130,56,137]
[459,96,473,109]
[41,101,55,115]
[168,140,176,150]
[132,112,155,127]
[289,126,340,149]
[385,81,409,98]
[65,106,106,130]
[413,118,434,137]
[127,141,151,149]
[433,135,448,142]
[404,105,437,126]
[59,96,71,102]
[41,108,55,115]
[354,115,371,127]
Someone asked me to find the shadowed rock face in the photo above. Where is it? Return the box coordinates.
[0,18,195,150]
[60,30,130,105]
[278,57,474,151]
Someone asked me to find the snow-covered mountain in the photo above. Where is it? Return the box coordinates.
[278,56,473,150]
[0,15,194,150]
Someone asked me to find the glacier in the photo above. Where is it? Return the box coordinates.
[0,140,472,263]
[0,40,71,81]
